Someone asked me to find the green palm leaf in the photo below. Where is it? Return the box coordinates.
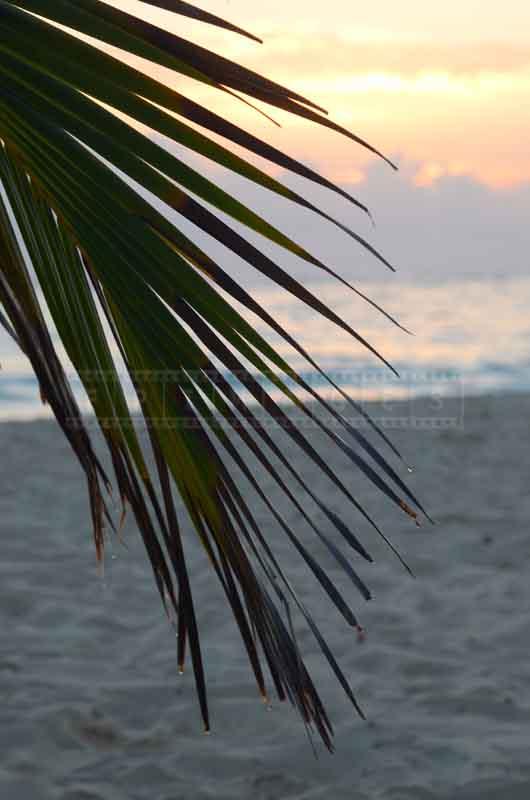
[0,0,424,750]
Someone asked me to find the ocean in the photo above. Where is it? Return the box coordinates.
[1,275,529,421]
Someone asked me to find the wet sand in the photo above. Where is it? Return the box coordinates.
[1,392,530,799]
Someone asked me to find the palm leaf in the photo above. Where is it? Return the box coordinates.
[0,0,425,750]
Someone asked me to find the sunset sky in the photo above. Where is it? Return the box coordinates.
[4,1,530,411]
[119,0,530,188]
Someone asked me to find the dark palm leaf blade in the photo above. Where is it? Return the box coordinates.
[206,498,347,745]
[2,90,412,652]
[7,0,215,87]
[0,90,400,393]
[0,193,112,565]
[168,289,419,521]
[0,301,19,343]
[0,50,374,234]
[81,261,201,674]
[0,0,427,749]
[78,2,394,170]
[71,0,386,185]
[175,377,370,618]
[4,0,399,292]
[0,145,188,621]
[136,219,410,483]
[149,225,409,461]
[137,81,377,212]
[0,88,417,564]
[11,0,395,167]
[54,0,328,111]
[0,137,212,681]
[82,234,340,728]
[187,362,377,568]
[55,153,370,704]
[167,399,318,698]
[152,388,345,735]
[0,7,323,208]
[168,295,419,535]
[171,316,417,577]
[216,466,363,704]
[0,35,392,277]
[135,0,263,43]
[149,452,211,729]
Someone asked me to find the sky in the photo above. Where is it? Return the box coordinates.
[110,0,530,289]
[119,0,530,188]
[3,1,530,412]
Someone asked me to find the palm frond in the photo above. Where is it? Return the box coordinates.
[0,0,424,750]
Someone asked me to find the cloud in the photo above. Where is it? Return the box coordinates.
[90,9,530,188]
[141,31,530,189]
[150,150,530,291]
[230,34,530,79]
[139,151,530,382]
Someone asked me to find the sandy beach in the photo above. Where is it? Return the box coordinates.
[1,391,530,799]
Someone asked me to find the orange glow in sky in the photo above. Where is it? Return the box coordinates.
[116,1,530,188]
